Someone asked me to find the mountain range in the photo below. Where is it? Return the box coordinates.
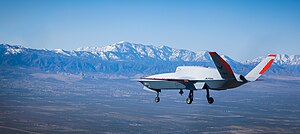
[0,41,299,78]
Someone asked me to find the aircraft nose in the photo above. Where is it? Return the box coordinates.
[141,82,150,88]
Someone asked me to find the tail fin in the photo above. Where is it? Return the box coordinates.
[209,52,236,80]
[245,54,276,81]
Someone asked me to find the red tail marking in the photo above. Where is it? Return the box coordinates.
[220,57,234,74]
[209,52,217,55]
[268,54,276,57]
[259,59,274,74]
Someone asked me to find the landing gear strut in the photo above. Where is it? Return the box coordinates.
[206,89,214,104]
[179,89,184,96]
[155,90,161,103]
[186,90,194,104]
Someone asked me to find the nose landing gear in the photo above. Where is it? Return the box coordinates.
[154,90,161,103]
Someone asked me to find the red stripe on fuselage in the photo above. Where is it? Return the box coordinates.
[259,59,274,74]
[140,78,189,83]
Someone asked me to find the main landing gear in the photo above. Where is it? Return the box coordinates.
[206,89,214,104]
[186,90,194,104]
[153,89,214,104]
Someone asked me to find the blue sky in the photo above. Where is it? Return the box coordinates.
[0,0,299,61]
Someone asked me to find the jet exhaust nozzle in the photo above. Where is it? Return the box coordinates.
[239,75,248,83]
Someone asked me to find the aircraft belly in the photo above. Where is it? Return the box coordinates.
[205,81,226,89]
[141,81,186,89]
[205,80,243,90]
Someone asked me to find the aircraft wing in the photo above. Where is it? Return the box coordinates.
[209,52,236,80]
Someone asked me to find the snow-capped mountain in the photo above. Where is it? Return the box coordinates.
[77,41,212,62]
[0,42,299,78]
[245,54,300,65]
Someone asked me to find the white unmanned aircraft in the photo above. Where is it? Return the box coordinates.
[139,52,276,104]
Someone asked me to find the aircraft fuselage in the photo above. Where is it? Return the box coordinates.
[139,66,246,91]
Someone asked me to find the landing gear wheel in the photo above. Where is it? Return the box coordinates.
[186,90,194,104]
[206,88,214,104]
[155,96,160,103]
[207,97,214,104]
[154,90,161,103]
[186,97,193,104]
